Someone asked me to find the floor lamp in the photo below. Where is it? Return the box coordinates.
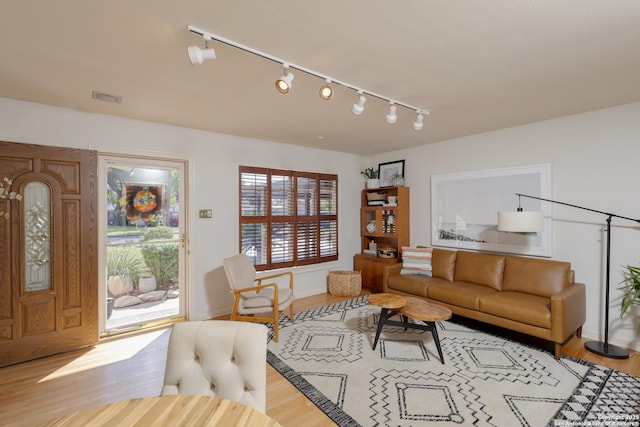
[497,193,640,359]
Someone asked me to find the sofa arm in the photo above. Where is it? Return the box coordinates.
[550,282,586,343]
[382,263,403,293]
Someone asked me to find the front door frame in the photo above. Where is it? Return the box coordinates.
[97,153,189,336]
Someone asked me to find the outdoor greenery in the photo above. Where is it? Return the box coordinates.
[106,245,147,283]
[620,264,640,334]
[140,243,179,288]
[106,227,178,292]
[138,226,179,288]
[140,226,174,242]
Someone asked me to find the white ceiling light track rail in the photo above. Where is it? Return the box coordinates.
[187,25,430,130]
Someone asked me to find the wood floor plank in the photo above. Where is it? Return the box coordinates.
[0,290,637,427]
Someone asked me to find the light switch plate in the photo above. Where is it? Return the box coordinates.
[199,209,212,219]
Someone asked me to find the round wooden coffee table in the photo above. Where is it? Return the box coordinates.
[368,293,452,364]
[368,293,407,310]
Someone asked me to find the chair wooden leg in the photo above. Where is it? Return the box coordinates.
[576,326,582,339]
[554,342,561,360]
[231,296,241,321]
[273,313,279,342]
[289,304,294,323]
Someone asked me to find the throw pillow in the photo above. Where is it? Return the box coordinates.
[401,246,433,275]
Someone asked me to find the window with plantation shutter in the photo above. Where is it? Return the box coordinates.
[239,166,338,270]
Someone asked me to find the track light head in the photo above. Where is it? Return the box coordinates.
[187,46,216,64]
[187,36,216,65]
[352,91,366,115]
[276,64,294,94]
[386,102,397,124]
[319,79,333,100]
[413,111,424,131]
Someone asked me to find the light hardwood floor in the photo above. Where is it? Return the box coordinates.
[0,290,638,427]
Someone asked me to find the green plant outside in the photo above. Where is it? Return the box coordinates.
[140,243,179,288]
[107,225,178,237]
[107,227,178,290]
[106,246,147,284]
[619,264,640,334]
[140,226,174,242]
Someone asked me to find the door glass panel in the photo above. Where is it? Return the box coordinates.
[24,181,51,292]
[103,159,185,333]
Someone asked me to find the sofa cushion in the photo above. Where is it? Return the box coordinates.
[401,246,432,275]
[432,249,456,281]
[480,291,551,329]
[502,256,571,298]
[427,281,497,310]
[453,251,505,291]
[387,274,431,297]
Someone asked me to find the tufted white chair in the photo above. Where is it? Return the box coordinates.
[161,320,268,413]
[223,253,295,342]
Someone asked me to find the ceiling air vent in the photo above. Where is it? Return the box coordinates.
[91,90,122,104]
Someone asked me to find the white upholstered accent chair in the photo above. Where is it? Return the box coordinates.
[223,253,295,342]
[161,320,268,413]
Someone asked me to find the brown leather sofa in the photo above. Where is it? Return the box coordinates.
[382,249,586,359]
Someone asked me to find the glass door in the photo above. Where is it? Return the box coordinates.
[98,155,187,335]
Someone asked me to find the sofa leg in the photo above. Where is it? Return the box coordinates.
[554,343,561,360]
[576,326,582,339]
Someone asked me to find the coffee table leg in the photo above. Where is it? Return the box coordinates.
[430,322,445,364]
[373,308,391,350]
[401,315,409,331]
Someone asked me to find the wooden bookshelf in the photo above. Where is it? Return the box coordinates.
[354,186,409,291]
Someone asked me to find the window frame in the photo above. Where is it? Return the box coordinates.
[239,166,338,271]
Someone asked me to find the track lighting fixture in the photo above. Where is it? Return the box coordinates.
[187,35,216,65]
[275,64,294,94]
[187,25,431,129]
[386,102,397,124]
[319,79,333,100]
[352,91,366,115]
[413,111,424,131]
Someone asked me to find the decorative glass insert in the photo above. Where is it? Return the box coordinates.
[24,181,51,292]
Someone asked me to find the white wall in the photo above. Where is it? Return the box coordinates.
[0,98,364,323]
[3,97,639,352]
[370,101,640,351]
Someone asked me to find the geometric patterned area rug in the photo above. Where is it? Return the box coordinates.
[267,296,640,426]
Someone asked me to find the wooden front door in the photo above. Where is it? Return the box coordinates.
[0,141,98,367]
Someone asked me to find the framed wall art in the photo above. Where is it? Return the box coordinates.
[430,164,552,257]
[378,160,405,187]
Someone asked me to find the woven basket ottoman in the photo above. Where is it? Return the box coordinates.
[328,270,362,297]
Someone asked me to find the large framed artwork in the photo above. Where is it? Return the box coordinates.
[431,164,552,257]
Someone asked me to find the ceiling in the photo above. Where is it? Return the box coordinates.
[1,1,639,155]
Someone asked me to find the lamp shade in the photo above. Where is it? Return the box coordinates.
[497,210,544,232]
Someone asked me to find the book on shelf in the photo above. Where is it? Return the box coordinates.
[367,200,385,206]
[362,249,377,256]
